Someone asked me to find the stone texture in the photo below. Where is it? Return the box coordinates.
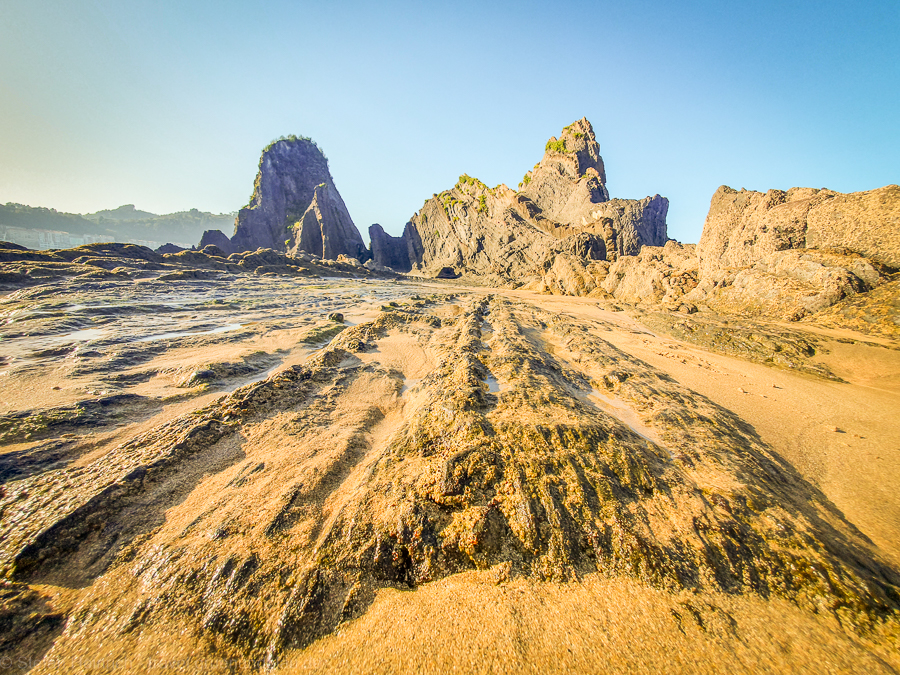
[698,184,900,279]
[289,183,368,261]
[369,119,669,289]
[685,249,886,321]
[603,242,699,305]
[688,184,899,324]
[231,137,367,260]
[805,184,900,269]
[369,224,411,272]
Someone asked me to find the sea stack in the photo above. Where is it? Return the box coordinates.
[230,136,368,260]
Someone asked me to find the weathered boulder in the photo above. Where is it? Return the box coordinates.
[685,248,886,321]
[603,241,699,305]
[231,137,368,260]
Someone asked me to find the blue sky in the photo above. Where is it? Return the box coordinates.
[1,0,897,243]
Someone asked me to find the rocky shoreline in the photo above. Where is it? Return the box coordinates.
[0,120,898,673]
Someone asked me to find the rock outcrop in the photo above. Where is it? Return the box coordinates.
[198,229,235,256]
[230,137,368,261]
[368,224,412,272]
[603,241,699,305]
[698,184,900,278]
[680,184,900,322]
[370,119,668,286]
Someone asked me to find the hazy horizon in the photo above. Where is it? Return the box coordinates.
[2,0,897,244]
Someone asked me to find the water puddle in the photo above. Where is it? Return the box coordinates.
[400,377,420,396]
[135,323,243,343]
[485,375,500,393]
[233,362,284,390]
[50,328,106,343]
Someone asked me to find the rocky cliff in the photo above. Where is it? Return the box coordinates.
[697,184,900,278]
[230,136,368,260]
[600,183,899,333]
[370,118,668,287]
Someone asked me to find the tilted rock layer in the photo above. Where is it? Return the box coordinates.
[371,118,669,287]
[3,296,897,669]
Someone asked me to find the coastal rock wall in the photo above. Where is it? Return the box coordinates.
[698,184,900,278]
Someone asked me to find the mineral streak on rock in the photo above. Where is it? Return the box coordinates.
[3,296,897,668]
[230,137,368,260]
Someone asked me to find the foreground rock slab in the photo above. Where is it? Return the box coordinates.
[0,279,898,673]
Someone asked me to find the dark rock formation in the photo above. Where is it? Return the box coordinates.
[289,182,368,261]
[368,224,411,272]
[230,137,368,261]
[155,243,186,254]
[369,118,669,289]
[198,229,235,256]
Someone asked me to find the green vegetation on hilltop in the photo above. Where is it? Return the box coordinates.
[0,203,97,236]
[456,174,487,191]
[261,134,327,161]
[545,139,567,153]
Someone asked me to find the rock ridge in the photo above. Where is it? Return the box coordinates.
[370,118,669,287]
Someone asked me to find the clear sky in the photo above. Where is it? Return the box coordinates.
[1,0,897,244]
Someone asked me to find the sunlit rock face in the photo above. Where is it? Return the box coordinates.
[683,184,900,322]
[369,118,669,286]
[231,137,368,261]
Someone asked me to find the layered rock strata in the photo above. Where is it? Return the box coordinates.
[370,119,669,285]
[3,296,897,668]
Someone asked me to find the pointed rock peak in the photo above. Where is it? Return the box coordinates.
[231,135,366,255]
[540,118,606,183]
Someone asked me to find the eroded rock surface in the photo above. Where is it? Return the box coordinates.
[2,293,897,671]
[699,184,900,278]
[369,119,669,287]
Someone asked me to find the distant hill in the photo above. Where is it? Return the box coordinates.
[84,204,158,221]
[0,203,236,250]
